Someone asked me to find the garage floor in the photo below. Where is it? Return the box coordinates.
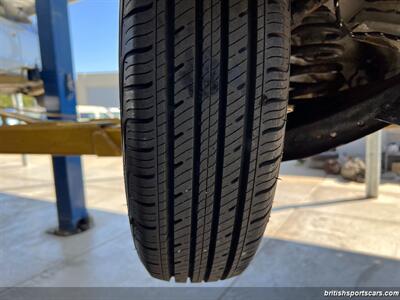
[1,154,400,290]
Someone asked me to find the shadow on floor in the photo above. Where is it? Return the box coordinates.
[272,196,368,212]
[1,192,400,290]
[236,237,400,287]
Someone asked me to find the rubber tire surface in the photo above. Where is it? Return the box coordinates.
[120,0,290,282]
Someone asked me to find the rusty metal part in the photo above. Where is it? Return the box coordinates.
[346,0,400,50]
[351,32,400,51]
[0,74,44,96]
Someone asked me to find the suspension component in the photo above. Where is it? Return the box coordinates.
[347,0,400,51]
[292,0,330,28]
[290,6,348,101]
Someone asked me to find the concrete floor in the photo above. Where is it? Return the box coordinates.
[1,154,400,289]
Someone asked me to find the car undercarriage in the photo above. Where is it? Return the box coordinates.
[285,0,400,160]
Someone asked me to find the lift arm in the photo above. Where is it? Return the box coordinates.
[0,117,121,156]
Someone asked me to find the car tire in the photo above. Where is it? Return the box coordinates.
[120,0,290,282]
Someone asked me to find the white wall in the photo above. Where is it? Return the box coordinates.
[76,72,119,108]
[337,128,400,158]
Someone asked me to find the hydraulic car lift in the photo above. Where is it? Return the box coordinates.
[1,0,398,236]
[36,0,90,235]
[0,0,108,235]
[0,0,121,234]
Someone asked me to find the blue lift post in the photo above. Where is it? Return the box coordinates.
[35,0,90,235]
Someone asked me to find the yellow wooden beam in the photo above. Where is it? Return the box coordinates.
[0,120,122,156]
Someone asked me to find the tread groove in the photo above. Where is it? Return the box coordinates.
[189,0,203,281]
[165,0,176,278]
[222,0,258,279]
[204,0,229,282]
